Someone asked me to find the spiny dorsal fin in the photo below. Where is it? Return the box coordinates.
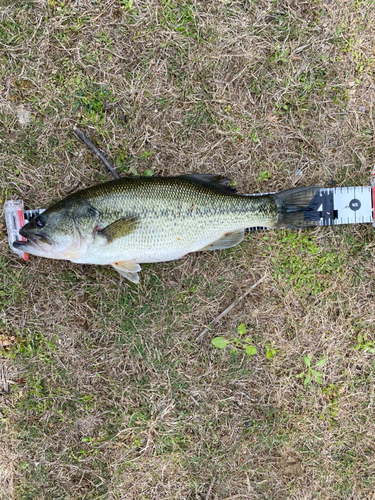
[100,216,140,243]
[180,174,237,194]
[200,229,244,251]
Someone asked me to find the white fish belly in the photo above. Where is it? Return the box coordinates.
[72,221,237,265]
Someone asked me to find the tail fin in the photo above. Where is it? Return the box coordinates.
[273,186,321,228]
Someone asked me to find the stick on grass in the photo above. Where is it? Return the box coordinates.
[205,477,216,500]
[196,274,267,341]
[73,128,120,180]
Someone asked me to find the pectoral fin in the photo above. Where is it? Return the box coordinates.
[201,229,244,251]
[100,217,140,243]
[112,260,142,283]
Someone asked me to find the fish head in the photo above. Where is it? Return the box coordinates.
[13,199,101,260]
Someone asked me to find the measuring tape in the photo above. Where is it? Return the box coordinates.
[312,186,373,226]
[4,181,375,261]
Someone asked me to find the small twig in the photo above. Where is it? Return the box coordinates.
[73,127,120,180]
[222,496,250,500]
[196,274,267,341]
[369,97,375,163]
[205,477,216,500]
[1,364,9,394]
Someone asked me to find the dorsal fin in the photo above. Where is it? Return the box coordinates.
[179,174,237,194]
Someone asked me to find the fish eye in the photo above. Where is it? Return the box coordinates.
[35,215,45,228]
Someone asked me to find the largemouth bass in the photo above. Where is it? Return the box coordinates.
[14,175,320,283]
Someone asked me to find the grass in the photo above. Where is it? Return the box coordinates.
[1,0,375,499]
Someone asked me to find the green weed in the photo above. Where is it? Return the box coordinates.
[73,80,114,125]
[296,353,327,386]
[257,170,272,182]
[269,42,290,64]
[265,342,279,359]
[322,384,341,421]
[355,333,375,354]
[160,1,199,39]
[270,232,345,295]
[212,323,257,356]
[7,332,57,360]
[120,0,136,15]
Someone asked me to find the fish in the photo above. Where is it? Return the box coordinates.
[13,175,320,283]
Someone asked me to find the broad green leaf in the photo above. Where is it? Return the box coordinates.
[211,337,230,349]
[312,370,323,384]
[244,345,257,356]
[303,354,312,367]
[304,371,311,385]
[237,324,246,335]
[296,372,305,379]
[315,356,327,367]
[266,348,277,359]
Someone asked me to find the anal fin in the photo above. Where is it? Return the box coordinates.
[201,229,244,251]
[112,260,141,283]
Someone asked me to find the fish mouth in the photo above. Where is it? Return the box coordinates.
[13,229,52,252]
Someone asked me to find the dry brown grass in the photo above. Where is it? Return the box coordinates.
[1,0,375,499]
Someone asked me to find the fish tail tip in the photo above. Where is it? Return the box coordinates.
[274,186,321,229]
